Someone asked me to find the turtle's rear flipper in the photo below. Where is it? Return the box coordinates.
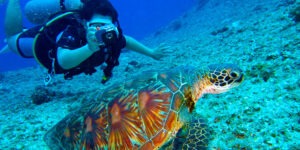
[173,118,209,150]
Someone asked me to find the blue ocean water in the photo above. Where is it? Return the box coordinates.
[0,0,195,72]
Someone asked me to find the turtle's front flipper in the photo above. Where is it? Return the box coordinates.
[173,118,209,150]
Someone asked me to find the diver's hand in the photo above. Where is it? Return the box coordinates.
[86,27,100,52]
[150,43,171,60]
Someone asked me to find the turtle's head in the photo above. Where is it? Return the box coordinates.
[205,64,244,94]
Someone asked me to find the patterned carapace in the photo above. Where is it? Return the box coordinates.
[44,64,243,150]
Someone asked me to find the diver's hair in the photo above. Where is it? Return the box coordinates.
[79,0,118,22]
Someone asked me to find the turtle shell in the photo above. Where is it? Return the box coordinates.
[44,67,195,150]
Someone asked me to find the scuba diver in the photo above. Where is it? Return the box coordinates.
[2,0,169,84]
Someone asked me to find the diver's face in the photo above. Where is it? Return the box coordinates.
[86,14,113,28]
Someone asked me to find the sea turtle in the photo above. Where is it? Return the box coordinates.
[44,64,244,150]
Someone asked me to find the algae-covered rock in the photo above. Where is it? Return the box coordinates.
[31,86,56,105]
[289,4,300,22]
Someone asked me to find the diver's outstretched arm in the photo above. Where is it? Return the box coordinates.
[124,35,170,60]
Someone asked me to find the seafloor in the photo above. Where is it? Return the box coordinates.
[0,0,300,149]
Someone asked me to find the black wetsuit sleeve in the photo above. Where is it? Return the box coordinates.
[56,25,87,49]
[116,35,126,49]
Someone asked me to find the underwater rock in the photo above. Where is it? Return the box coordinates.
[170,20,182,31]
[125,61,143,73]
[246,63,275,82]
[253,5,268,12]
[128,60,139,66]
[153,30,163,37]
[289,4,300,22]
[211,26,229,36]
[31,86,56,105]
